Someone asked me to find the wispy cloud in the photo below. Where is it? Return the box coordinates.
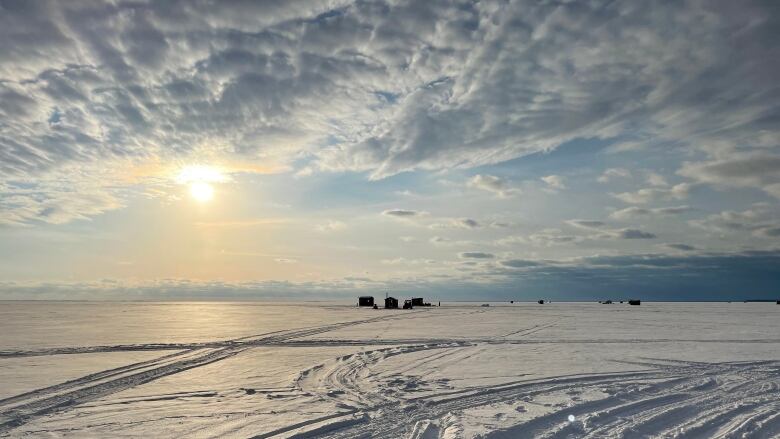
[610,205,693,220]
[541,175,566,191]
[459,252,495,259]
[467,174,519,198]
[598,168,631,183]
[382,209,421,218]
[612,183,691,204]
[678,154,780,199]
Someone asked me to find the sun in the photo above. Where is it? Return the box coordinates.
[175,165,226,203]
[189,181,214,202]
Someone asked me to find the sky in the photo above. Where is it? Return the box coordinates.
[0,0,778,301]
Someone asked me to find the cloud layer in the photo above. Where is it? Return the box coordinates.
[2,1,778,194]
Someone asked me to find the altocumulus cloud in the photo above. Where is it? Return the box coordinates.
[467,174,518,198]
[1,0,778,224]
[382,209,420,218]
[460,252,495,259]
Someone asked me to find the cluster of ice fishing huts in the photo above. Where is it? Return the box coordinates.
[357,295,434,309]
[598,299,641,305]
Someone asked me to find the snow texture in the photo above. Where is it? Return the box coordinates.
[1,301,779,438]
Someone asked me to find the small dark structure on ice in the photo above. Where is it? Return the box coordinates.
[628,299,641,306]
[403,299,413,309]
[600,300,613,304]
[385,296,399,309]
[538,299,545,304]
[411,297,427,307]
[358,296,374,307]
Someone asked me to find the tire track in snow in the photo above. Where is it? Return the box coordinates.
[4,336,780,358]
[276,354,780,439]
[499,320,559,338]
[0,310,432,435]
[472,360,780,439]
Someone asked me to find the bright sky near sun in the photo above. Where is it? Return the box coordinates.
[176,165,226,202]
[0,1,778,300]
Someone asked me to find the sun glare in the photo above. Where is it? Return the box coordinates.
[176,165,225,203]
[189,181,214,202]
[176,165,227,184]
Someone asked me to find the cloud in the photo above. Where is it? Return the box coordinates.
[678,154,780,199]
[610,205,692,220]
[458,218,480,229]
[429,236,474,247]
[316,220,346,232]
[2,1,777,224]
[612,183,691,204]
[564,219,656,240]
[430,218,481,229]
[500,259,540,268]
[541,175,566,190]
[645,171,669,187]
[598,168,631,183]
[757,227,780,238]
[689,204,779,238]
[519,230,581,247]
[566,219,606,230]
[3,250,779,300]
[618,228,657,239]
[459,251,495,259]
[764,183,780,199]
[663,243,697,252]
[382,209,420,218]
[0,180,123,226]
[467,174,518,198]
[430,236,450,244]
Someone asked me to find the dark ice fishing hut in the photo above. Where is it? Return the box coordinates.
[385,296,399,309]
[358,296,374,307]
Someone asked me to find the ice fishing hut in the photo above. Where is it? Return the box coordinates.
[385,296,399,309]
[628,299,641,306]
[411,297,425,307]
[358,296,374,307]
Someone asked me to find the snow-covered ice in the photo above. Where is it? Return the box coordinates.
[1,301,779,438]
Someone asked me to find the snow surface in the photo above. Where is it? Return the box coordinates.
[1,301,779,438]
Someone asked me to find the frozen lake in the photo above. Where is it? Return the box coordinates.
[1,301,779,438]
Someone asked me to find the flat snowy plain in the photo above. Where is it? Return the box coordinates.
[1,301,779,438]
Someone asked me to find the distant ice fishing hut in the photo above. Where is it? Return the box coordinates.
[385,296,399,309]
[358,296,374,307]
